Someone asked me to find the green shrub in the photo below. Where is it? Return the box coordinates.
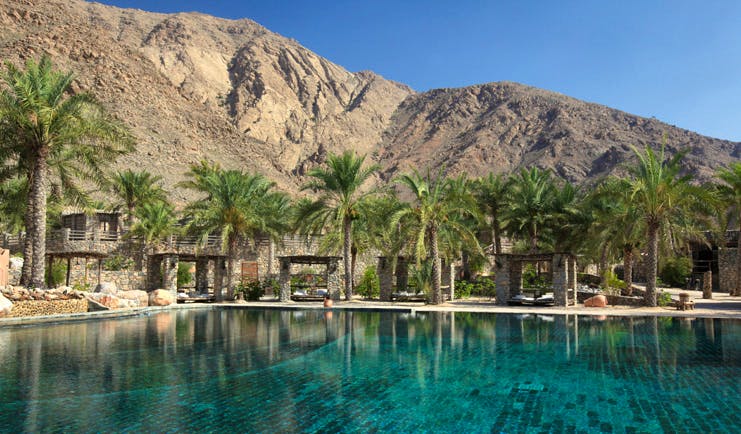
[48,260,67,287]
[455,280,473,298]
[657,291,673,307]
[103,254,133,271]
[602,270,626,296]
[73,282,91,292]
[522,264,549,288]
[357,266,380,299]
[177,262,193,287]
[235,280,265,301]
[659,256,692,288]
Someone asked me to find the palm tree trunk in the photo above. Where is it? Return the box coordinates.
[645,223,659,307]
[430,225,442,305]
[343,218,352,300]
[492,212,502,255]
[351,244,357,290]
[224,236,236,301]
[623,247,633,296]
[530,226,538,253]
[599,244,608,288]
[29,151,49,289]
[20,204,34,286]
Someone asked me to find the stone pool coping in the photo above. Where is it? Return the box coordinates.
[1,289,739,327]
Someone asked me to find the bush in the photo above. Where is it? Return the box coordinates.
[103,254,133,271]
[657,291,673,307]
[522,264,549,288]
[602,270,626,296]
[177,262,193,287]
[48,260,67,287]
[659,256,692,288]
[454,278,496,298]
[357,266,380,299]
[235,280,265,301]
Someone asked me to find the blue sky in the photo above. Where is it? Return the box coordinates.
[94,0,741,141]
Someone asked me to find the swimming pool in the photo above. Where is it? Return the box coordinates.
[1,309,739,432]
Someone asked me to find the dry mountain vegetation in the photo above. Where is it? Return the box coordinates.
[1,0,739,199]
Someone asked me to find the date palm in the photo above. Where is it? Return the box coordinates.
[297,151,379,300]
[129,201,179,245]
[629,144,707,306]
[716,162,741,296]
[475,173,511,255]
[0,56,133,288]
[394,169,480,304]
[502,167,557,252]
[110,169,167,227]
[182,164,288,301]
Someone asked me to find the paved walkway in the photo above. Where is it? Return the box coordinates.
[2,289,740,327]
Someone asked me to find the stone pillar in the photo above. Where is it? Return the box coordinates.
[327,258,341,301]
[494,256,510,306]
[267,240,275,279]
[568,256,577,305]
[396,257,409,293]
[279,257,291,302]
[213,257,225,301]
[702,270,713,299]
[378,257,393,301]
[147,255,163,290]
[552,254,568,307]
[162,254,178,293]
[195,257,209,294]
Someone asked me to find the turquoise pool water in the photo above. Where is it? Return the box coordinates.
[0,309,739,432]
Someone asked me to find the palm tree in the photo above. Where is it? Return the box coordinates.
[0,56,133,288]
[110,169,167,227]
[502,167,558,252]
[629,144,708,306]
[716,162,741,296]
[588,177,644,294]
[181,164,288,301]
[129,201,179,245]
[297,151,379,300]
[394,169,480,304]
[475,173,511,255]
[362,192,411,300]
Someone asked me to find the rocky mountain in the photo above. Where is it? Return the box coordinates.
[378,82,740,183]
[1,0,739,201]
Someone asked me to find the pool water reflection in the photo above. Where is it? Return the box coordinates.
[0,309,739,432]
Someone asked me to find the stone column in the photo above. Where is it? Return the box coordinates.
[396,257,409,293]
[279,257,291,302]
[162,254,178,293]
[195,257,209,294]
[378,257,393,301]
[552,254,568,307]
[213,257,225,301]
[267,240,275,279]
[702,270,713,299]
[449,261,456,300]
[494,256,510,306]
[568,256,577,305]
[327,258,341,301]
[146,255,162,290]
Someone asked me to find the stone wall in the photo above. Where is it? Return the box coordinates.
[718,248,738,294]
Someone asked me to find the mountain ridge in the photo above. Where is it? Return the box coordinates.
[1,0,738,201]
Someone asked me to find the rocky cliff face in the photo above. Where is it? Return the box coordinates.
[378,82,740,183]
[0,0,412,200]
[0,0,738,199]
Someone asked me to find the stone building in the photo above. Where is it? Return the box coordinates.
[690,230,738,293]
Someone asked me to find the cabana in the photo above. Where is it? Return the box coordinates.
[494,253,577,307]
[277,255,342,302]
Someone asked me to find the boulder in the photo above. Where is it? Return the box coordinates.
[86,293,121,309]
[149,289,176,306]
[94,282,118,295]
[119,290,149,307]
[584,294,608,308]
[0,293,13,317]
